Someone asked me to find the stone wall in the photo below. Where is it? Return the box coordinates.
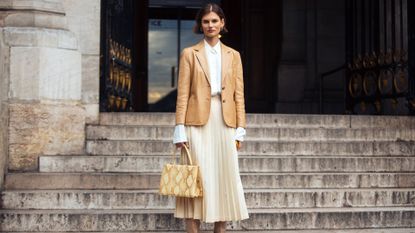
[276,0,345,114]
[0,28,9,188]
[0,0,87,180]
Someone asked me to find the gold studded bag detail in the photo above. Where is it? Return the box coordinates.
[159,144,203,198]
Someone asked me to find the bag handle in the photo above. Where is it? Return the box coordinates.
[181,144,193,165]
[171,144,193,165]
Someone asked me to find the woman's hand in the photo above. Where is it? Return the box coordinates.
[236,140,242,150]
[176,142,187,149]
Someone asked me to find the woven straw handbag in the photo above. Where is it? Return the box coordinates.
[159,144,203,198]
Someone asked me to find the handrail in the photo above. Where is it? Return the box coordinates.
[321,64,346,77]
[319,64,346,114]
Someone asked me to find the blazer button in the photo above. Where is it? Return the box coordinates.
[222,87,225,90]
[222,99,226,103]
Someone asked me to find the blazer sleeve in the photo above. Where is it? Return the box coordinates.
[175,48,192,125]
[234,52,247,128]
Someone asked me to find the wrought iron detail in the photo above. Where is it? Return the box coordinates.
[346,0,412,115]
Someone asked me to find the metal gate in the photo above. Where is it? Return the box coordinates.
[345,0,414,115]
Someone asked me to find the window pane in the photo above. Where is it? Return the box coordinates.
[148,19,178,104]
[180,20,203,51]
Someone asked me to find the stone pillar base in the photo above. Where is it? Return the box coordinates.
[8,102,85,171]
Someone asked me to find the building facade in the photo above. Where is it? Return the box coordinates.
[0,1,415,231]
[0,0,414,186]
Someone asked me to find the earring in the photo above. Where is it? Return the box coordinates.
[218,27,223,39]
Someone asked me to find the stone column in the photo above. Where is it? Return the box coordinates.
[63,0,101,123]
[0,0,85,184]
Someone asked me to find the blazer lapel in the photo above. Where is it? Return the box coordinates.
[193,40,211,85]
[221,43,232,84]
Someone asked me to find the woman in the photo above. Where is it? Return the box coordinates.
[173,3,249,233]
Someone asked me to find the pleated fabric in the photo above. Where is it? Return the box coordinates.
[174,95,249,223]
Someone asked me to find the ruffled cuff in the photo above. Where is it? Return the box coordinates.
[173,124,187,144]
[234,127,246,142]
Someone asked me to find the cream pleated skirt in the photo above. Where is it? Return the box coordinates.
[174,95,249,223]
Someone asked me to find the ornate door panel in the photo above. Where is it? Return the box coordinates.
[346,0,413,115]
[100,0,148,112]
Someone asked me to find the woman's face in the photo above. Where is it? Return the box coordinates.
[201,11,224,39]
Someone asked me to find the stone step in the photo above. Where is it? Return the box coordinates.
[98,113,415,129]
[86,125,415,141]
[5,172,415,190]
[2,188,415,210]
[39,156,415,173]
[9,230,415,233]
[86,140,415,156]
[1,208,415,231]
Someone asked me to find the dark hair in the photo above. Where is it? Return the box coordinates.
[193,3,228,34]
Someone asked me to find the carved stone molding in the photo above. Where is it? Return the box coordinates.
[0,0,66,29]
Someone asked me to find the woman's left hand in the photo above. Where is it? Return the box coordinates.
[236,140,242,150]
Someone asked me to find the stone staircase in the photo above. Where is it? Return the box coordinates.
[1,113,415,232]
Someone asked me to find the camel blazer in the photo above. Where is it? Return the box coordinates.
[175,40,246,128]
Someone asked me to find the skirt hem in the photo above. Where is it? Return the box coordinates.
[174,213,250,223]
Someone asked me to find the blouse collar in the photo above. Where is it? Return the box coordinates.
[204,39,221,54]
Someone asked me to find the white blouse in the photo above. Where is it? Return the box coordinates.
[204,39,222,96]
[173,39,246,144]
